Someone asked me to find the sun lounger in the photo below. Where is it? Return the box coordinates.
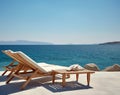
[6,51,68,89]
[5,51,95,90]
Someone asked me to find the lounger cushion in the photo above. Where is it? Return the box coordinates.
[17,51,47,73]
[3,50,14,54]
[38,63,68,72]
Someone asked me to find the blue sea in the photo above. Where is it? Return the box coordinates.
[0,45,120,70]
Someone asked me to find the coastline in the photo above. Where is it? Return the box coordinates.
[0,71,120,95]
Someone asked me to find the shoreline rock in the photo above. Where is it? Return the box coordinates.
[103,64,120,71]
[84,63,100,71]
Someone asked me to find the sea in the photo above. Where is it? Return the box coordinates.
[0,45,120,71]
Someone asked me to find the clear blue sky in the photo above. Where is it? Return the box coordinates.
[0,0,120,44]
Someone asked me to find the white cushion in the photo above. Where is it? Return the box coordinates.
[4,50,14,54]
[38,63,68,72]
[17,51,47,73]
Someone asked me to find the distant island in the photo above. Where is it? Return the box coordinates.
[99,41,120,45]
[0,40,53,45]
[0,40,120,45]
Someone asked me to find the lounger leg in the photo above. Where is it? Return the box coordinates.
[6,64,23,84]
[21,69,39,90]
[76,73,79,82]
[87,73,90,86]
[7,68,14,77]
[21,77,31,90]
[62,73,66,87]
[52,72,56,84]
[6,75,14,84]
[2,70,8,76]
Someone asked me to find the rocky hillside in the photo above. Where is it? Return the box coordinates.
[99,41,120,45]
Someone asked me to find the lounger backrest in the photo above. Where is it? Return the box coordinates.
[16,51,47,73]
[2,50,14,57]
[2,50,18,61]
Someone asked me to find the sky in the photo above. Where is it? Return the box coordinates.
[0,0,120,44]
